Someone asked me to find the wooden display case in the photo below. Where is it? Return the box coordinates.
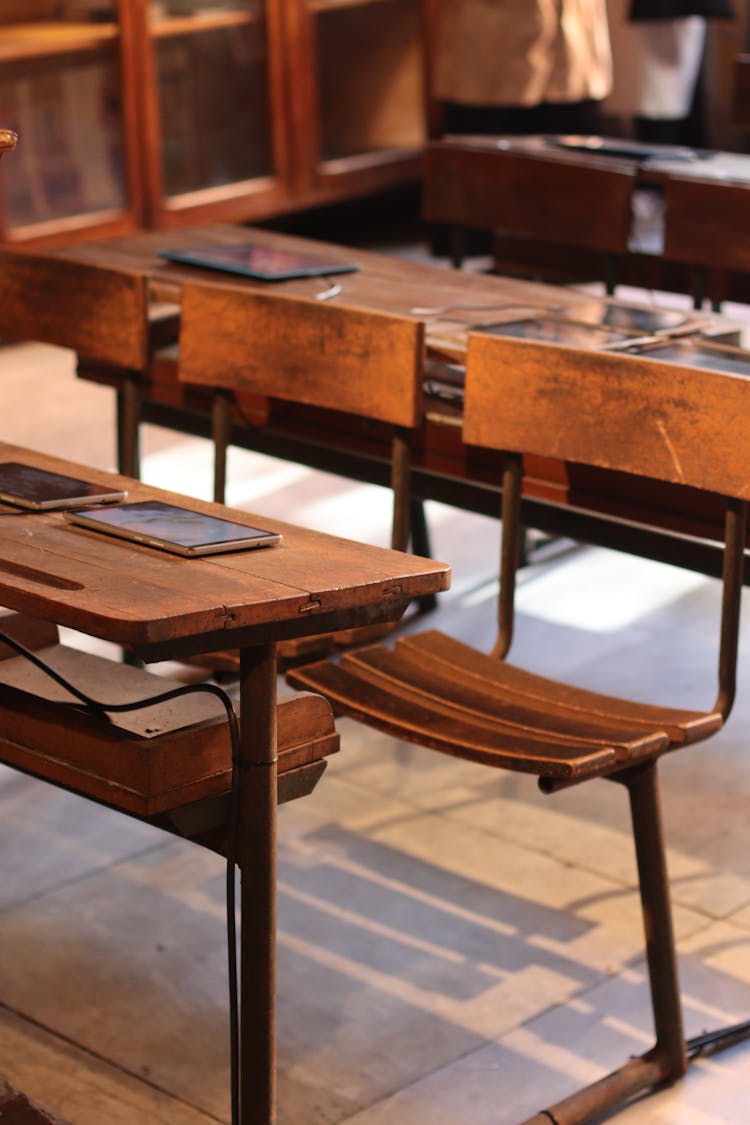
[0,1,142,245]
[285,0,427,206]
[0,0,431,243]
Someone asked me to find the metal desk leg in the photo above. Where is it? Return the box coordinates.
[238,643,278,1124]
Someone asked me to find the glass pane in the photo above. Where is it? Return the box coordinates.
[315,0,425,164]
[150,1,273,198]
[0,1,126,228]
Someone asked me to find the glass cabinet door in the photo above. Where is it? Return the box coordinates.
[310,0,426,179]
[145,0,289,222]
[0,1,138,242]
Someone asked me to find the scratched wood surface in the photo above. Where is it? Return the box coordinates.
[0,250,149,370]
[0,443,449,650]
[179,282,425,428]
[30,222,595,364]
[464,333,750,499]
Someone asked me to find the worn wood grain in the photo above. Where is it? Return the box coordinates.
[0,643,338,814]
[0,250,149,370]
[0,442,449,649]
[179,282,425,427]
[464,333,750,499]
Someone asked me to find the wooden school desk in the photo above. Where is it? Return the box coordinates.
[0,442,449,1124]
[424,134,750,301]
[2,223,743,579]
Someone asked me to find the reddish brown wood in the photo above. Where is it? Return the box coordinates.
[0,250,149,369]
[397,632,721,745]
[0,443,448,650]
[0,610,59,660]
[423,139,635,254]
[734,54,750,126]
[664,174,750,273]
[287,320,740,1120]
[0,1078,68,1125]
[179,281,425,427]
[0,642,337,813]
[464,333,750,499]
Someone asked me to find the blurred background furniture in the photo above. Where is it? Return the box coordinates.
[0,1,430,247]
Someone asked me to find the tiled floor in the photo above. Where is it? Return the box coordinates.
[3,284,750,1122]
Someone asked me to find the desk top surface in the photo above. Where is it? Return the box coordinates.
[430,134,750,186]
[0,444,449,653]
[36,223,707,364]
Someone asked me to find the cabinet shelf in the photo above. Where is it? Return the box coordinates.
[151,11,257,39]
[310,0,404,10]
[0,0,429,244]
[0,22,118,64]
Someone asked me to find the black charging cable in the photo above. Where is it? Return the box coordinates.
[0,628,243,1125]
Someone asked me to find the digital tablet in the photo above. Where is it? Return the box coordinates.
[477,318,632,348]
[158,243,359,282]
[0,462,126,511]
[65,500,282,557]
[545,136,698,163]
[569,302,689,335]
[623,340,750,378]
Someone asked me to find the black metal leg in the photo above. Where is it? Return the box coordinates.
[521,760,687,1124]
[238,644,278,1124]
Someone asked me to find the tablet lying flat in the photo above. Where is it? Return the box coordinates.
[477,318,632,348]
[564,302,689,335]
[0,462,126,510]
[65,500,282,557]
[158,243,359,281]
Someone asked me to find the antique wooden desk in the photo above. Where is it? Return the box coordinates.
[0,441,449,1124]
[2,223,744,579]
[424,134,750,301]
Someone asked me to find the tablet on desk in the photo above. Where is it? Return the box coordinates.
[477,318,632,348]
[545,136,699,163]
[158,243,359,282]
[0,462,126,510]
[65,500,282,557]
[558,301,689,335]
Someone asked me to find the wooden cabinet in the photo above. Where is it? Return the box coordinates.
[0,0,429,244]
[0,1,142,245]
[285,0,427,208]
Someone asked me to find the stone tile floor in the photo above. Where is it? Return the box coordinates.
[3,279,750,1122]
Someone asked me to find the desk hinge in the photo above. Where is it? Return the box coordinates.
[298,599,322,614]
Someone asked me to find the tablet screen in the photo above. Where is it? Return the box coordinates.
[66,500,282,556]
[159,244,359,282]
[0,462,126,510]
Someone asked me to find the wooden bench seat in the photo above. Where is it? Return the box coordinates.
[289,332,750,1124]
[0,616,338,816]
[290,629,720,781]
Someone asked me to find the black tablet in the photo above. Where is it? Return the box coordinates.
[0,462,126,510]
[158,243,359,282]
[65,500,282,557]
